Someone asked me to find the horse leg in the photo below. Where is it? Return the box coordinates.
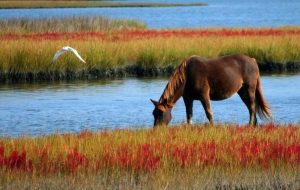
[183,97,193,124]
[200,95,214,125]
[238,85,257,125]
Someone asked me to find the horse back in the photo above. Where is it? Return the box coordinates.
[185,54,259,100]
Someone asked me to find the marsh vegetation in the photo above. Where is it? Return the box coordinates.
[0,17,300,82]
[0,124,299,189]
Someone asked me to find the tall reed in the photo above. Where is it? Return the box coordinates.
[0,16,146,33]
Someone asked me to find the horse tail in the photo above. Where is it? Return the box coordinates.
[255,78,272,120]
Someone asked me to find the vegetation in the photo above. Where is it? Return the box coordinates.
[1,24,300,82]
[0,17,300,82]
[0,16,146,33]
[0,124,299,189]
[0,1,206,9]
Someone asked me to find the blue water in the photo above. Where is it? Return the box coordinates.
[0,1,300,136]
[0,0,300,28]
[0,75,299,136]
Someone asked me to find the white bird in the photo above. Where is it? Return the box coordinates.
[51,46,86,64]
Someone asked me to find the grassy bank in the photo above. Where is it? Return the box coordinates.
[1,27,300,82]
[0,16,146,33]
[0,124,299,189]
[0,0,206,9]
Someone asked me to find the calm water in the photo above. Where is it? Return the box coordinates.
[0,75,299,136]
[0,1,300,136]
[0,0,300,28]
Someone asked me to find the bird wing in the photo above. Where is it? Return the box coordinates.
[68,47,86,63]
[51,46,86,64]
[51,49,67,64]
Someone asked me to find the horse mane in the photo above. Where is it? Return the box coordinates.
[159,58,188,104]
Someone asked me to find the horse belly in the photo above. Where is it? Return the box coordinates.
[209,76,243,101]
[210,91,237,101]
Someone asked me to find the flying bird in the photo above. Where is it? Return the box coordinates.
[51,46,86,64]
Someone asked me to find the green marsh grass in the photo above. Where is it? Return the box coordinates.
[1,32,300,82]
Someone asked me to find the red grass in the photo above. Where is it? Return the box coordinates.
[1,28,300,41]
[0,125,299,174]
[0,148,33,172]
[66,148,88,173]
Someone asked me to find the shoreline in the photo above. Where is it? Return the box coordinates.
[0,1,207,9]
[1,62,300,83]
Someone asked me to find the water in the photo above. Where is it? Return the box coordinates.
[0,1,300,136]
[0,0,300,28]
[0,75,299,136]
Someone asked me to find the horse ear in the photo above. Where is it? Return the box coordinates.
[150,99,158,106]
[157,105,167,112]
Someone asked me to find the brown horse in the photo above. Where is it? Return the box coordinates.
[151,54,272,127]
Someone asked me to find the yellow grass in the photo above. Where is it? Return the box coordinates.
[0,35,299,70]
[0,27,300,81]
[0,124,300,189]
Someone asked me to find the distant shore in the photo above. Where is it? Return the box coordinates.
[0,1,207,9]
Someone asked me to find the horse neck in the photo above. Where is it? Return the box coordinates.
[160,84,184,105]
[159,59,187,105]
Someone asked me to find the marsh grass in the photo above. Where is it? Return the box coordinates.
[0,124,299,189]
[1,169,299,189]
[1,32,300,82]
[0,16,146,33]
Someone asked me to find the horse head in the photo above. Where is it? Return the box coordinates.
[150,99,174,127]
